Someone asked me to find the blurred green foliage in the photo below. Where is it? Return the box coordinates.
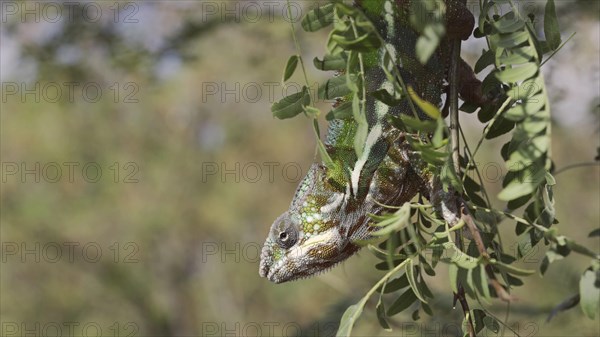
[1,1,598,336]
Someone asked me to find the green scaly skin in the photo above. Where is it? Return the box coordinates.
[260,0,481,283]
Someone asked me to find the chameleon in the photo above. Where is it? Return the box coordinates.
[259,0,494,283]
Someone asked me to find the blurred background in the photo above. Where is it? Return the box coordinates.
[1,1,598,336]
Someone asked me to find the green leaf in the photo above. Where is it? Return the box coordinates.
[431,245,443,268]
[483,316,500,333]
[318,75,355,100]
[492,12,525,33]
[327,29,345,55]
[411,309,420,321]
[475,49,495,73]
[331,30,381,52]
[506,76,543,100]
[422,302,434,316]
[312,119,335,170]
[495,63,538,83]
[377,275,409,294]
[336,304,363,337]
[345,51,359,93]
[407,86,441,119]
[416,25,443,64]
[474,265,491,301]
[565,238,600,259]
[544,0,562,50]
[271,86,310,119]
[406,260,428,303]
[326,101,353,121]
[353,95,368,158]
[496,46,536,66]
[466,268,477,297]
[478,101,498,123]
[431,118,446,148]
[372,203,411,236]
[498,165,546,201]
[494,30,530,48]
[445,246,479,269]
[472,309,486,333]
[283,55,299,82]
[441,156,462,192]
[505,135,549,168]
[313,53,347,71]
[303,105,321,118]
[387,288,418,316]
[316,138,335,170]
[460,102,479,113]
[589,228,600,238]
[460,267,476,298]
[504,93,546,121]
[367,244,406,261]
[464,176,487,207]
[580,269,600,319]
[376,301,391,331]
[420,147,447,166]
[301,3,335,32]
[391,115,438,133]
[449,263,459,293]
[420,254,436,276]
[540,255,550,275]
[485,116,515,139]
[490,259,536,276]
[371,89,402,106]
[506,273,524,286]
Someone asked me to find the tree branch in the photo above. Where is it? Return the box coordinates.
[461,202,514,302]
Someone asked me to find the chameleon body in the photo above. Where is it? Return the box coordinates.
[260,0,484,283]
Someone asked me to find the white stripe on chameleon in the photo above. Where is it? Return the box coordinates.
[384,0,395,37]
[374,80,395,119]
[385,43,397,66]
[350,123,383,194]
[321,192,345,213]
[289,228,336,258]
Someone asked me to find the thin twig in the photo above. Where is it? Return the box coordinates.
[554,161,600,176]
[285,0,312,103]
[449,36,461,175]
[540,32,577,68]
[456,285,475,337]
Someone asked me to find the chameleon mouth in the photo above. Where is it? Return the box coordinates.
[261,256,290,283]
[259,239,283,281]
[264,256,349,283]
[258,261,269,279]
[258,243,272,279]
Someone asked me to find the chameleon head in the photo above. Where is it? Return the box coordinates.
[259,210,359,283]
[259,164,362,283]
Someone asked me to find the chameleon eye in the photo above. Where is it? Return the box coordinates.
[276,228,297,249]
